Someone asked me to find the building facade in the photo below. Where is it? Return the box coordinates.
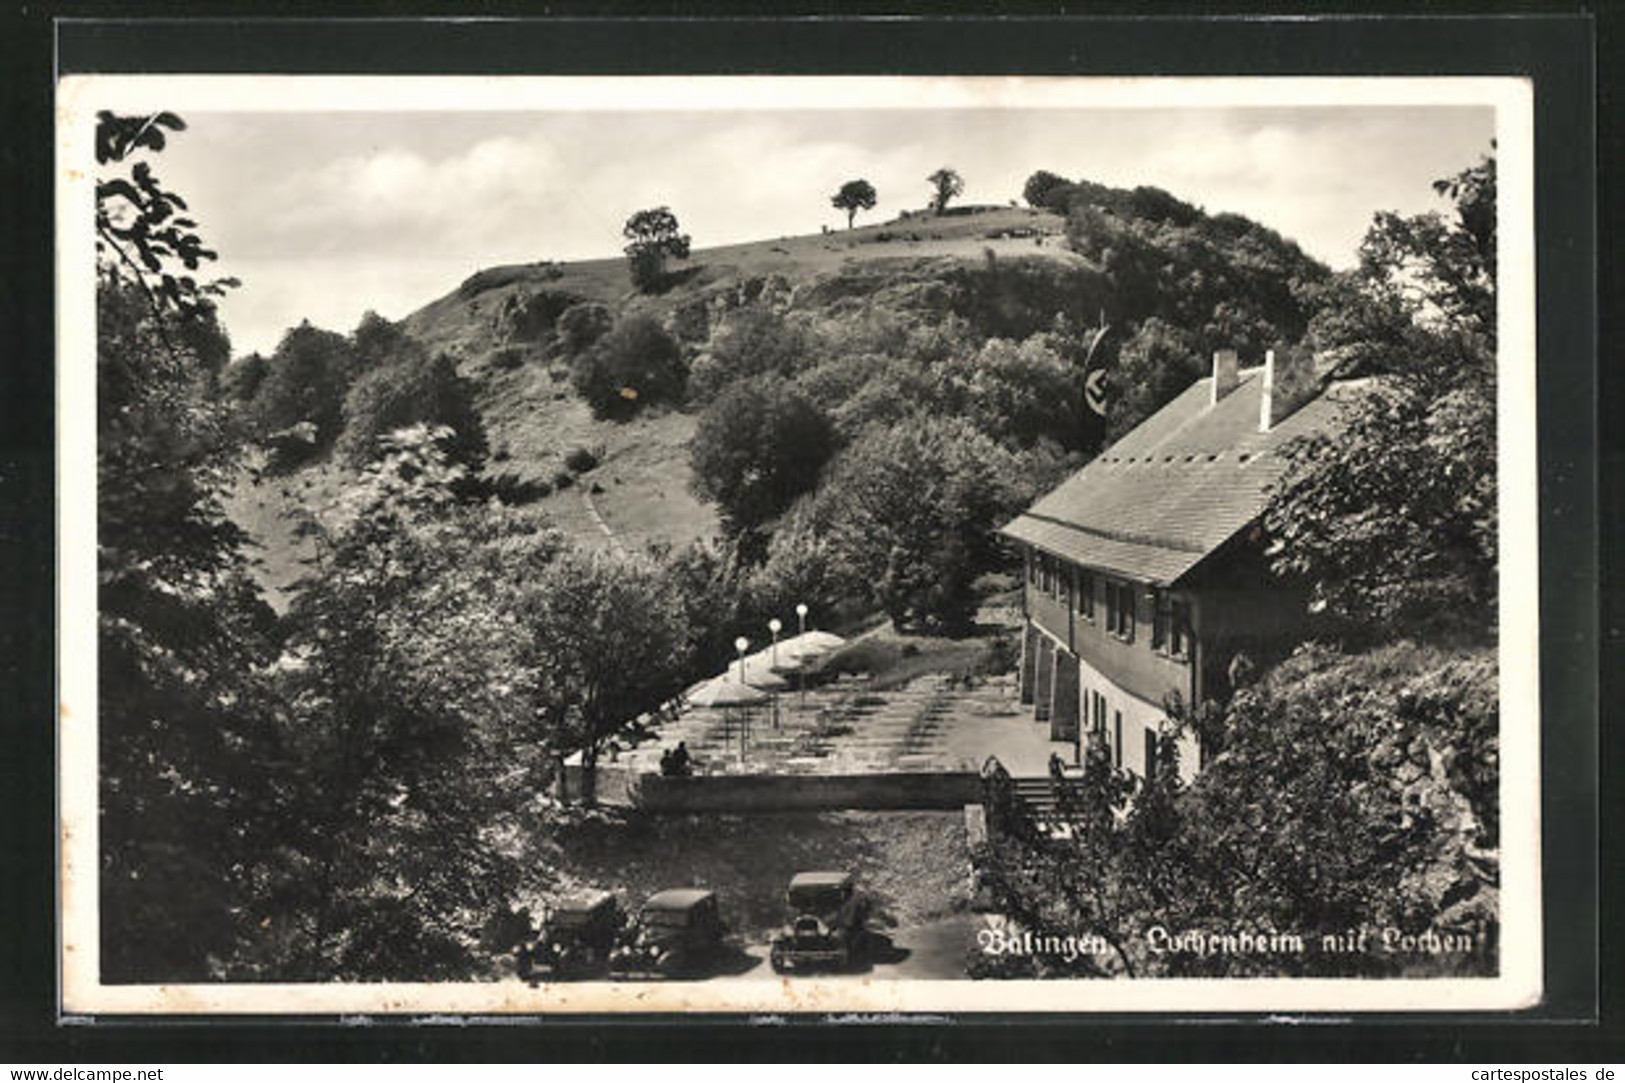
[1001,346,1369,783]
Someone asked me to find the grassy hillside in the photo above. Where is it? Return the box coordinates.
[228,205,1082,603]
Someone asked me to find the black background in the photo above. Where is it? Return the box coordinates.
[1,3,1612,1064]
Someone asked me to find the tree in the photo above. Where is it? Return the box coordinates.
[1022,170,1071,209]
[1265,150,1497,634]
[1106,318,1205,443]
[622,205,691,292]
[94,112,282,982]
[570,313,685,419]
[817,416,1022,631]
[689,377,836,534]
[248,319,356,452]
[517,548,692,805]
[336,351,487,469]
[934,335,1089,451]
[830,178,878,229]
[269,428,558,978]
[977,640,1498,979]
[927,167,965,215]
[688,305,816,403]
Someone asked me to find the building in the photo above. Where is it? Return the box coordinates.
[1000,346,1370,783]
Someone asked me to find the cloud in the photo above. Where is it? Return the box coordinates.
[162,105,1494,355]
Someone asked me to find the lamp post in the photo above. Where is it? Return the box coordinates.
[768,618,782,730]
[795,603,809,708]
[734,636,750,761]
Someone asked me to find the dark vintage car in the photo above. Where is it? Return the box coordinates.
[609,889,728,978]
[770,871,870,972]
[515,892,624,982]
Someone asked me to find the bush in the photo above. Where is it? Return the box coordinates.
[556,301,613,356]
[689,377,836,533]
[688,306,816,404]
[336,352,487,469]
[570,314,685,419]
[564,446,601,474]
[552,470,575,491]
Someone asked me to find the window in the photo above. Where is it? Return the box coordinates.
[1060,567,1072,608]
[1105,580,1135,641]
[1076,569,1095,620]
[1038,554,1053,595]
[1144,727,1158,781]
[1114,711,1123,768]
[1169,599,1190,659]
[1152,591,1191,659]
[1027,550,1037,585]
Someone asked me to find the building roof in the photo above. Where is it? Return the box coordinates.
[1001,368,1375,586]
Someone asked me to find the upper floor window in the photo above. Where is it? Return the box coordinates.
[1076,569,1095,621]
[1152,589,1192,660]
[1105,579,1135,641]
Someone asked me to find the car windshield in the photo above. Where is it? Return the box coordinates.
[642,908,691,928]
[788,885,845,912]
[551,909,595,927]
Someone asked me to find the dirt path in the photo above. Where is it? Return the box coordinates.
[579,485,625,554]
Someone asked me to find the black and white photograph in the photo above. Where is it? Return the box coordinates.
[56,73,1540,1015]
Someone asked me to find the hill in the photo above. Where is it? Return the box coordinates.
[228,188,1327,611]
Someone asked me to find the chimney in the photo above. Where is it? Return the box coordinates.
[1210,349,1239,405]
[1258,347,1320,432]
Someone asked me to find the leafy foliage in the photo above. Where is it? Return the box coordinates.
[622,206,692,292]
[267,429,557,978]
[830,178,877,229]
[813,416,1024,631]
[95,112,280,982]
[689,377,836,534]
[1022,169,1072,209]
[1265,151,1497,634]
[336,350,486,469]
[570,313,686,419]
[927,167,965,215]
[978,641,1498,978]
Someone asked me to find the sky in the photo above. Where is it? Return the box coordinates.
[148,103,1495,357]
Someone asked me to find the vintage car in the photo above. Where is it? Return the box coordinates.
[514,892,624,981]
[769,870,870,972]
[608,888,727,978]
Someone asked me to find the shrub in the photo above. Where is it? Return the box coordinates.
[336,352,487,469]
[555,301,613,356]
[552,470,575,491]
[689,377,836,533]
[688,305,816,404]
[564,446,601,473]
[570,314,685,419]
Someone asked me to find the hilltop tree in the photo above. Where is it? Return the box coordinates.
[927,167,965,215]
[830,178,878,229]
[622,205,691,293]
[1023,170,1072,210]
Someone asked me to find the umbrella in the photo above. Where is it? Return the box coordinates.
[685,675,772,708]
[737,657,791,691]
[774,630,847,671]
